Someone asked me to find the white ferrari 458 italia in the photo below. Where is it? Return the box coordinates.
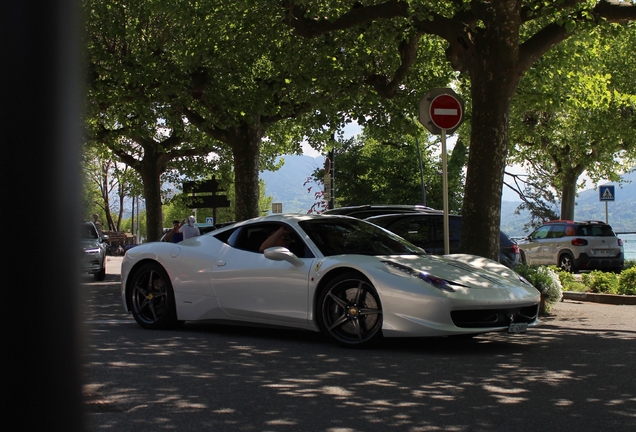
[121,214,540,347]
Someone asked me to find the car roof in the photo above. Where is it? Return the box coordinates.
[210,213,335,234]
[545,219,609,226]
[323,204,441,218]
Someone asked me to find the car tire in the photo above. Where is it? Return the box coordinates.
[317,272,383,347]
[558,253,577,273]
[94,260,106,281]
[519,250,528,265]
[129,263,181,330]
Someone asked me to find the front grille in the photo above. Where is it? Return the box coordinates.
[451,304,539,328]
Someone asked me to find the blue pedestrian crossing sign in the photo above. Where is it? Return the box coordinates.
[599,185,615,202]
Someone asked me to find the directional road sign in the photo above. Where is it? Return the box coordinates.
[599,185,615,202]
[185,195,231,209]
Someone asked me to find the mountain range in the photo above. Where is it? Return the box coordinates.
[261,154,636,236]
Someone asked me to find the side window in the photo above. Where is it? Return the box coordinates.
[227,223,311,258]
[213,227,239,245]
[550,225,566,238]
[234,225,275,253]
[531,225,551,240]
[390,217,434,247]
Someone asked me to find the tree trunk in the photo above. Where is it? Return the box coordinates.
[139,159,165,242]
[459,10,522,262]
[560,172,579,221]
[228,121,263,221]
[461,79,516,261]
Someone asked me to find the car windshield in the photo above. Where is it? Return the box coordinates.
[299,218,425,256]
[82,224,98,239]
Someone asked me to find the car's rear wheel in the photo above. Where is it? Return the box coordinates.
[129,263,181,329]
[317,272,383,347]
[558,253,577,273]
[93,260,106,281]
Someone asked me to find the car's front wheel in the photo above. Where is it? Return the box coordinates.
[129,263,181,329]
[558,253,577,273]
[317,272,383,347]
[93,259,106,281]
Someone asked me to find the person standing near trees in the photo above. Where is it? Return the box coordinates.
[179,215,200,240]
[162,220,184,243]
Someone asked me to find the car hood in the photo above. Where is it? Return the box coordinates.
[377,253,531,291]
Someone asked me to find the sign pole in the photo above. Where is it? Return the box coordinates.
[441,129,450,255]
[598,185,615,225]
[418,88,464,256]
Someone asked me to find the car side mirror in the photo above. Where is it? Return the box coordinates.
[264,247,304,267]
[101,234,109,242]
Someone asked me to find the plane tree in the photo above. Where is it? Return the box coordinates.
[85,0,231,240]
[509,24,636,221]
[281,0,636,261]
[168,1,453,220]
[85,0,453,235]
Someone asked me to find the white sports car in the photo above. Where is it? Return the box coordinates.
[121,214,540,347]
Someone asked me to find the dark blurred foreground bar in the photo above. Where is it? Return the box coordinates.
[1,1,86,431]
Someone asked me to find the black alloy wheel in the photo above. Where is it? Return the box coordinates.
[318,272,383,347]
[559,253,577,273]
[129,263,181,329]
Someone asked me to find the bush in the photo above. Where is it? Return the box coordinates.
[618,266,636,295]
[515,265,563,314]
[550,266,576,290]
[582,271,619,294]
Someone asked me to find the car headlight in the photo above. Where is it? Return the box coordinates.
[84,248,101,255]
[517,275,533,286]
[382,261,467,292]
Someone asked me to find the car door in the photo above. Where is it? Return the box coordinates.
[210,223,315,325]
[523,225,551,264]
[543,224,566,264]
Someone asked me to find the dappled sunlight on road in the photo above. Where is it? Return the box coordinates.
[81,276,636,431]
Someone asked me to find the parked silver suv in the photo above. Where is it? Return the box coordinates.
[80,221,108,280]
[518,220,624,273]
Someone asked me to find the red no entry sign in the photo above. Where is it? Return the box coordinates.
[418,88,464,135]
[429,94,463,130]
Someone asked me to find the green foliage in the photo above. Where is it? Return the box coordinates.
[120,210,147,242]
[514,265,563,313]
[330,132,465,212]
[618,266,636,295]
[509,25,636,221]
[582,270,620,294]
[549,266,592,292]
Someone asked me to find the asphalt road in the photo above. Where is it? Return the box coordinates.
[80,257,636,432]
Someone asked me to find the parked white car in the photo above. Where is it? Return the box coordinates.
[121,214,540,347]
[518,220,624,273]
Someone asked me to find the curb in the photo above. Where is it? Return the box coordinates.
[563,291,636,305]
